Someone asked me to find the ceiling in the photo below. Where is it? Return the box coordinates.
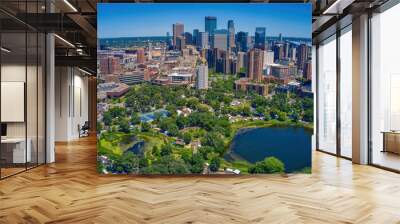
[0,0,391,72]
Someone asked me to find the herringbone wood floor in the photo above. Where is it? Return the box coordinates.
[1,136,400,224]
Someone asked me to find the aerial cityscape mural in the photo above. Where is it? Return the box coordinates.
[97,3,313,175]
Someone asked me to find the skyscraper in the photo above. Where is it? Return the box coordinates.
[136,48,145,64]
[205,16,217,47]
[173,23,184,49]
[166,32,172,48]
[290,47,297,61]
[303,60,312,81]
[236,52,246,72]
[236,31,249,52]
[255,27,266,50]
[196,63,209,89]
[193,29,199,46]
[273,44,284,61]
[284,42,290,59]
[184,32,193,45]
[148,42,152,60]
[297,44,309,70]
[227,20,235,49]
[176,36,186,51]
[247,48,264,82]
[264,50,274,67]
[199,32,209,49]
[213,29,228,51]
[205,16,217,36]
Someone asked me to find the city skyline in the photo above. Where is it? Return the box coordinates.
[98,3,311,39]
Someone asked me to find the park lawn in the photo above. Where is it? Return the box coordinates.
[137,131,171,159]
[220,159,251,174]
[98,138,123,157]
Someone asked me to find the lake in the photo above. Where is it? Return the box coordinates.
[228,127,312,172]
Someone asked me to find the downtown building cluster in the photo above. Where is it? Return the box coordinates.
[169,17,312,96]
[97,16,312,103]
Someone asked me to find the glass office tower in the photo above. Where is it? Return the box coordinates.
[205,16,217,36]
[254,27,266,50]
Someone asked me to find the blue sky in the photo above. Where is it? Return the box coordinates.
[98,3,311,39]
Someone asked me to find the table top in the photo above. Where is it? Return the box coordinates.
[381,131,400,134]
[1,138,30,143]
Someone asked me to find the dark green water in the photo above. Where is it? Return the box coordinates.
[229,127,312,172]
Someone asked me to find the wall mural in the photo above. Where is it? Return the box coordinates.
[97,3,313,175]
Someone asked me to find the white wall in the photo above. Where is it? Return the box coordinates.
[55,67,89,141]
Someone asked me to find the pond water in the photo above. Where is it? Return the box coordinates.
[140,109,169,123]
[228,127,312,172]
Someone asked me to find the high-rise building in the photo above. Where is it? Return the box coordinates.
[148,43,152,61]
[279,33,283,42]
[273,44,284,61]
[303,60,312,81]
[173,23,184,48]
[196,63,208,89]
[266,50,274,65]
[213,29,228,51]
[205,16,217,47]
[263,50,274,69]
[176,36,186,51]
[290,47,297,61]
[136,48,145,64]
[297,44,309,70]
[166,32,172,48]
[205,16,217,36]
[247,48,264,82]
[284,42,290,59]
[213,48,230,73]
[237,52,246,72]
[184,32,193,45]
[223,50,231,74]
[193,29,199,46]
[227,20,235,49]
[255,27,266,50]
[247,35,253,49]
[199,32,209,49]
[100,56,122,75]
[236,31,249,52]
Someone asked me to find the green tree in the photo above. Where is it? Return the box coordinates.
[167,124,179,137]
[131,112,141,125]
[201,132,225,155]
[209,157,221,172]
[112,152,139,174]
[103,112,112,126]
[248,157,285,174]
[277,111,288,121]
[160,143,173,156]
[141,122,151,132]
[141,155,189,174]
[303,109,313,122]
[176,116,188,129]
[118,118,130,133]
[152,146,160,157]
[189,153,204,174]
[183,132,192,145]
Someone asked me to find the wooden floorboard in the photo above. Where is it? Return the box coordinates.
[1,136,400,224]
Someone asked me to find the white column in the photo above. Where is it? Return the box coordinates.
[352,14,369,164]
[46,32,55,163]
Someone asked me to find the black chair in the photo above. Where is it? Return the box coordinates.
[79,121,90,138]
